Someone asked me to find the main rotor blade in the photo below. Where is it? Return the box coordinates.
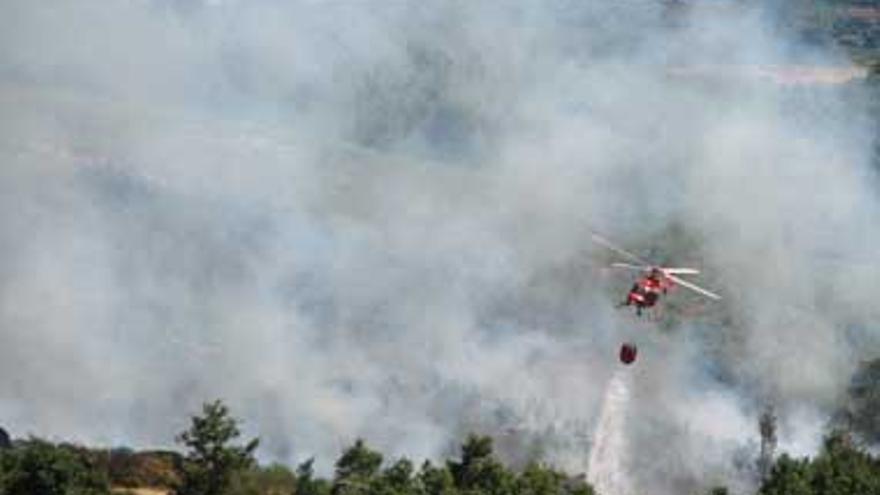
[611,262,651,272]
[661,268,700,275]
[667,274,722,301]
[591,233,653,266]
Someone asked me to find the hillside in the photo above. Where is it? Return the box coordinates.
[3,2,880,494]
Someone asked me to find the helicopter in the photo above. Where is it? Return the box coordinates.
[592,233,721,316]
[592,233,722,365]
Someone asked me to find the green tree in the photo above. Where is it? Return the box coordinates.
[759,454,814,495]
[842,358,880,444]
[448,435,514,495]
[515,465,594,495]
[418,460,456,495]
[297,458,332,495]
[0,438,109,495]
[809,431,880,495]
[332,439,383,495]
[175,400,259,495]
[514,463,565,495]
[0,427,10,450]
[377,458,415,495]
[562,475,595,495]
[758,431,880,495]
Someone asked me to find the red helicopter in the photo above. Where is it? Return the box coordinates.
[593,233,721,315]
[592,233,722,365]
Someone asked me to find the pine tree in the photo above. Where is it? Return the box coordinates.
[176,400,259,495]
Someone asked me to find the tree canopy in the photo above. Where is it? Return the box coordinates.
[176,399,260,495]
[759,431,880,495]
[0,438,109,495]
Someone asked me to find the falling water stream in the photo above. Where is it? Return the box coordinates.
[587,368,633,495]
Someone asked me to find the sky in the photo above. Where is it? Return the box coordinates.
[1,1,879,494]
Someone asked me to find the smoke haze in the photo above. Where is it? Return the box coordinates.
[2,1,879,493]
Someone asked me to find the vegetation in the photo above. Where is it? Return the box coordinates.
[776,0,880,66]
[296,458,332,495]
[0,428,10,450]
[175,400,260,495]
[0,438,110,495]
[0,402,600,495]
[3,398,880,494]
[226,463,297,495]
[758,431,880,495]
[841,358,880,444]
[3,2,880,495]
[102,448,182,490]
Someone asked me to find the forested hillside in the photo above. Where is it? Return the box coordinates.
[3,398,880,495]
[4,1,880,495]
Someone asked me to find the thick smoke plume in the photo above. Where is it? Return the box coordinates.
[2,1,878,493]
